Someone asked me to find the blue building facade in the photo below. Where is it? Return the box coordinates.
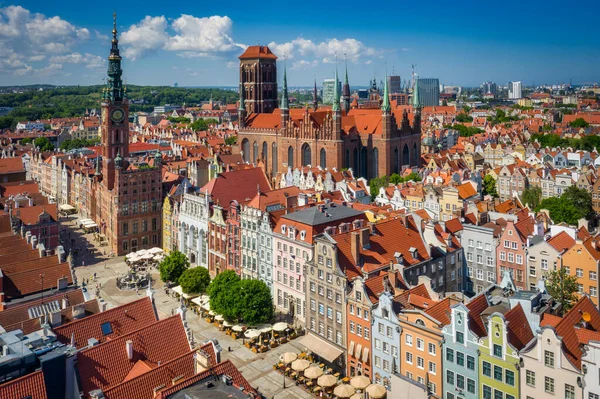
[371,292,401,390]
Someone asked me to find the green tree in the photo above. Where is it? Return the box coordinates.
[562,186,592,218]
[545,268,579,314]
[482,175,498,198]
[159,250,189,283]
[224,136,237,145]
[236,279,273,324]
[521,186,542,209]
[455,113,473,123]
[535,188,590,225]
[178,267,211,294]
[21,137,33,144]
[34,137,54,151]
[569,118,589,128]
[208,270,241,320]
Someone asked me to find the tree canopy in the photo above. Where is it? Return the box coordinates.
[530,133,600,152]
[482,175,498,198]
[34,137,54,151]
[178,267,211,294]
[545,267,579,314]
[521,186,542,210]
[369,172,422,200]
[569,118,589,128]
[59,138,100,151]
[535,186,592,225]
[159,250,189,283]
[207,271,273,324]
[455,113,473,123]
[443,124,484,137]
[190,118,219,131]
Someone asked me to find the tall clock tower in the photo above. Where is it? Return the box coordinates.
[101,13,129,190]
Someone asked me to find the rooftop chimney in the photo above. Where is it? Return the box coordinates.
[360,227,370,249]
[351,231,360,265]
[31,235,37,249]
[126,340,134,360]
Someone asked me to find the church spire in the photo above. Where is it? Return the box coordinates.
[332,64,340,112]
[313,79,318,111]
[382,70,391,113]
[106,12,124,103]
[280,60,289,110]
[238,72,245,112]
[342,56,350,113]
[412,78,420,109]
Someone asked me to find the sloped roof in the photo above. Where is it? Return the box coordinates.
[77,315,190,397]
[53,297,157,349]
[555,296,600,369]
[0,370,47,399]
[466,292,489,338]
[547,231,576,252]
[201,167,270,206]
[504,304,534,351]
[425,297,454,326]
[239,45,277,60]
[0,157,25,174]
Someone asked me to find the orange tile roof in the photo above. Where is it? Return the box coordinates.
[239,45,278,60]
[425,297,454,325]
[0,157,25,174]
[11,204,58,225]
[547,231,576,252]
[201,167,271,206]
[0,180,40,197]
[0,370,47,399]
[77,315,191,397]
[53,297,157,349]
[504,304,534,350]
[155,360,256,399]
[466,292,489,338]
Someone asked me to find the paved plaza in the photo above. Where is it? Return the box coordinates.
[64,215,315,399]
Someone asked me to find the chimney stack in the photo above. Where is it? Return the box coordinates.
[350,231,360,265]
[126,340,134,360]
[31,236,38,250]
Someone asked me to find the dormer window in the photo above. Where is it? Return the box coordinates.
[300,231,306,241]
[281,225,287,234]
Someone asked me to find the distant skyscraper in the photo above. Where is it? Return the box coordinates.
[388,75,401,94]
[508,81,522,99]
[415,78,440,107]
[174,82,178,88]
[322,79,341,105]
[482,81,497,95]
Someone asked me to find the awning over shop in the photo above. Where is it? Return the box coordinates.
[298,333,344,363]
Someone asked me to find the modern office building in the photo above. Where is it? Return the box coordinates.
[323,79,341,105]
[415,78,440,107]
[508,81,522,99]
[388,75,401,94]
[481,81,497,95]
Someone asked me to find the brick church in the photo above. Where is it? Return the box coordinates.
[236,46,422,181]
[90,15,163,256]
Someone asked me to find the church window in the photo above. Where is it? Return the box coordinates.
[320,148,326,169]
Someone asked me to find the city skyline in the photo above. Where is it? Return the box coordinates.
[1,0,599,87]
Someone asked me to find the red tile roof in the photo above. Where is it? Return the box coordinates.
[201,167,271,207]
[504,304,534,351]
[11,204,58,225]
[466,292,489,338]
[155,360,256,399]
[540,313,562,328]
[555,296,600,369]
[53,297,157,349]
[0,370,47,399]
[425,297,454,326]
[0,157,25,174]
[0,180,40,197]
[239,45,278,60]
[547,231,576,252]
[103,343,217,399]
[77,315,191,397]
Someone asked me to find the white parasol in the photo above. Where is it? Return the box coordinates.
[273,322,289,332]
[215,315,224,322]
[244,329,261,339]
[232,325,245,332]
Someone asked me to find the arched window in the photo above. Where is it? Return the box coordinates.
[393,147,399,173]
[360,147,367,178]
[403,143,410,168]
[302,143,311,166]
[288,146,294,168]
[272,142,278,175]
[353,148,359,174]
[253,141,258,163]
[320,148,327,169]
[241,138,250,163]
[412,142,418,166]
[262,142,268,167]
[372,148,379,178]
[345,149,351,169]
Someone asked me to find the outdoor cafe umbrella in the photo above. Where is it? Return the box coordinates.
[257,324,273,334]
[333,384,355,398]
[126,252,136,259]
[244,329,261,339]
[366,384,386,399]
[232,325,245,333]
[304,366,323,379]
[317,374,337,388]
[291,359,310,372]
[208,310,216,316]
[215,315,224,322]
[200,294,210,302]
[202,302,211,311]
[349,394,362,399]
[141,253,154,260]
[273,322,288,332]
[148,247,163,254]
[281,352,297,364]
[223,320,233,327]
[350,375,371,390]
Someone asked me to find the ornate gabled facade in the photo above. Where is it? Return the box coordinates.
[237,46,421,182]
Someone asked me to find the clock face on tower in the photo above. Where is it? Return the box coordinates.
[111,108,125,123]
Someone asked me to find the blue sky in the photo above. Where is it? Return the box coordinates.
[2,0,599,87]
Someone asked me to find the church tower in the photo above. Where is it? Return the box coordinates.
[381,72,392,138]
[100,13,129,190]
[341,60,351,114]
[238,46,278,114]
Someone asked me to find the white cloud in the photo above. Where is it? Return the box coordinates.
[120,14,245,60]
[50,52,105,69]
[120,15,168,60]
[95,29,109,41]
[0,5,91,76]
[267,37,378,63]
[291,59,318,70]
[226,61,237,68]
